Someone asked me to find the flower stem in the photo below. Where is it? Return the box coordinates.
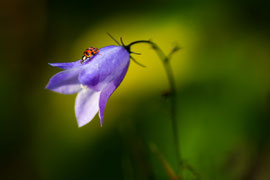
[127,41,182,177]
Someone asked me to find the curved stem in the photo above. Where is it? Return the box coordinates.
[127,40,152,47]
[127,41,182,176]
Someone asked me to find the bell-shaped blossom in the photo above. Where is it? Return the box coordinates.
[46,45,130,127]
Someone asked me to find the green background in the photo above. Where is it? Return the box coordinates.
[1,0,270,179]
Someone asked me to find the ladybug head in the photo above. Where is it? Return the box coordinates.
[82,55,87,60]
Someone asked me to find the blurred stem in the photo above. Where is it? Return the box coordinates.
[150,143,179,180]
[127,41,182,177]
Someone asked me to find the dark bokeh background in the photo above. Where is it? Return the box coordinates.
[1,0,270,179]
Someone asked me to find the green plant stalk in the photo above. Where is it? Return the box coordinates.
[127,40,182,176]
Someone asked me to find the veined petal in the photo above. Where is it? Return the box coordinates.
[99,62,130,126]
[79,46,130,91]
[49,60,82,70]
[46,68,81,94]
[75,88,101,127]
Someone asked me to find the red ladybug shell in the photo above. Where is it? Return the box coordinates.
[81,47,99,64]
[83,47,99,58]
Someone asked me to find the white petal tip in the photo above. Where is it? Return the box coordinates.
[77,119,90,128]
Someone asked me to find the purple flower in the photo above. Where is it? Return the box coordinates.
[46,45,130,127]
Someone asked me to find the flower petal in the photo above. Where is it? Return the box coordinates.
[98,62,130,125]
[48,60,82,70]
[46,68,81,94]
[75,88,101,127]
[79,46,130,91]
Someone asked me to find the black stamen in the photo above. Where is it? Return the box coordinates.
[107,32,121,46]
[130,56,146,68]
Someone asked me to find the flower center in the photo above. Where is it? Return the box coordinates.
[80,84,88,89]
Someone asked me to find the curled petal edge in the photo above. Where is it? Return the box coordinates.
[46,68,81,94]
[48,60,82,70]
[98,62,130,126]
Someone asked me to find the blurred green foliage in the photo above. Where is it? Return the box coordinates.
[0,0,270,179]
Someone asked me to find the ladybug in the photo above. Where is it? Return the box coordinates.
[81,47,99,64]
